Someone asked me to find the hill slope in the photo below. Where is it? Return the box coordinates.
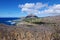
[0,15,60,40]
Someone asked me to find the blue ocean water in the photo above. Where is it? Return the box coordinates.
[0,18,20,25]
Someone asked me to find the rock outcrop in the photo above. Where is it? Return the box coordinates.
[25,14,38,18]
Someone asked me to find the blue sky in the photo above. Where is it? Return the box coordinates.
[0,0,60,17]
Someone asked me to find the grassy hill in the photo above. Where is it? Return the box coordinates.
[0,15,60,40]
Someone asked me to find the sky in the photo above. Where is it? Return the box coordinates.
[0,0,60,17]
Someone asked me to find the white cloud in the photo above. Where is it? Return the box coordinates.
[18,2,60,16]
[18,2,48,14]
[41,4,60,14]
[52,4,60,10]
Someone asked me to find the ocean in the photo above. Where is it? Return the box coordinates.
[0,18,20,25]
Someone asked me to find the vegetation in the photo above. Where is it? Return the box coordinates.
[0,15,60,40]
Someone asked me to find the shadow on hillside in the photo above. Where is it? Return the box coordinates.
[33,22,56,25]
[33,22,46,24]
